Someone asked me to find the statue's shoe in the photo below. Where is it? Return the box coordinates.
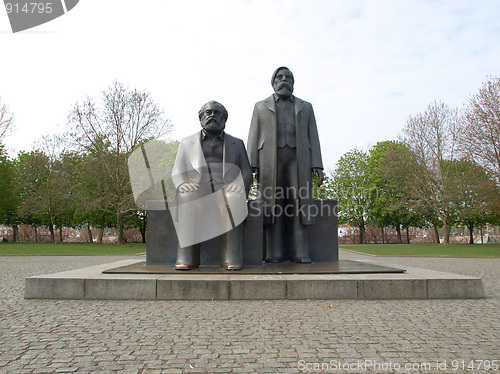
[174,262,196,270]
[265,257,284,263]
[223,263,242,271]
[292,257,312,264]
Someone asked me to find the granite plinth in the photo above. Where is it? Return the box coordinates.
[103,260,405,274]
[25,259,485,300]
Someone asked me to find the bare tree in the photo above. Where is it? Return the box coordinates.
[461,76,500,185]
[0,97,14,142]
[401,101,460,244]
[67,81,173,244]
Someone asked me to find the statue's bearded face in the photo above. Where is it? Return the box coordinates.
[273,68,294,98]
[200,103,226,133]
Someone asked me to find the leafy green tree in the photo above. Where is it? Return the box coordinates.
[368,141,409,243]
[69,147,117,243]
[367,141,433,243]
[449,158,497,244]
[331,149,373,244]
[16,147,75,242]
[125,210,147,243]
[0,146,20,241]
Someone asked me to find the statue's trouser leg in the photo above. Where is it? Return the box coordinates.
[265,146,309,262]
[220,223,243,268]
[285,156,309,260]
[265,146,287,261]
[175,187,206,268]
[265,217,286,261]
[176,244,200,268]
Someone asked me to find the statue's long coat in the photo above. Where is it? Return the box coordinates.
[247,95,323,225]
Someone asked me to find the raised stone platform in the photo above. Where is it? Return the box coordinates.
[25,259,485,300]
[102,260,405,274]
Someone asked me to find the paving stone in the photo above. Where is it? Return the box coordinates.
[0,253,498,373]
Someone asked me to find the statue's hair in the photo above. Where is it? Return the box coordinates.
[271,66,294,85]
[198,101,228,122]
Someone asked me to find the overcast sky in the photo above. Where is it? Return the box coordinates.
[1,0,499,170]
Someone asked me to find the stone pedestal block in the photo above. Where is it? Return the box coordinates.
[146,200,338,266]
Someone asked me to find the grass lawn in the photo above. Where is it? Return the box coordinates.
[0,242,146,256]
[341,243,500,258]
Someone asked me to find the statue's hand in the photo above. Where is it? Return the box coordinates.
[178,182,199,193]
[224,183,243,194]
[312,168,324,187]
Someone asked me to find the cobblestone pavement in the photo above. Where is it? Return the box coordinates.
[0,252,499,373]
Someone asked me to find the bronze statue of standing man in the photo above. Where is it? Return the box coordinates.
[247,67,323,263]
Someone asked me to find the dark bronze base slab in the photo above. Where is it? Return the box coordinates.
[103,260,405,275]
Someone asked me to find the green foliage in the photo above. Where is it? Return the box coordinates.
[125,209,147,243]
[446,158,498,241]
[0,146,19,225]
[331,149,373,243]
[367,141,429,240]
[313,172,335,200]
[15,148,76,241]
[248,174,258,200]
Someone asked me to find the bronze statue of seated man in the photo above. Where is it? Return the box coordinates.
[172,101,252,271]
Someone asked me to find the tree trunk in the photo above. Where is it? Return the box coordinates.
[49,225,55,243]
[59,226,63,243]
[34,226,38,242]
[87,224,93,243]
[443,220,451,244]
[467,223,474,244]
[480,225,484,244]
[406,226,410,244]
[12,224,18,242]
[380,226,385,244]
[434,226,440,243]
[97,213,105,243]
[117,210,126,244]
[359,220,366,244]
[396,225,402,243]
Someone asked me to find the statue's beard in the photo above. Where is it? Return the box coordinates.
[274,82,293,97]
[202,118,225,133]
